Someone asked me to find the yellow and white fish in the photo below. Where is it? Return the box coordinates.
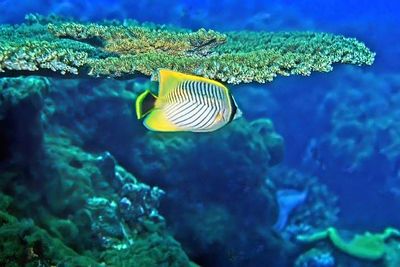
[136,69,242,132]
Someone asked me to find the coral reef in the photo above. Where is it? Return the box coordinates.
[0,15,374,83]
[295,67,400,227]
[239,63,400,229]
[128,119,290,266]
[315,69,400,173]
[0,4,397,267]
[41,76,296,266]
[0,76,192,266]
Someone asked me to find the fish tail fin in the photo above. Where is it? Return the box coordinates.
[136,89,157,119]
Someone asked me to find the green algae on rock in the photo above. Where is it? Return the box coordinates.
[297,227,400,261]
[0,15,375,83]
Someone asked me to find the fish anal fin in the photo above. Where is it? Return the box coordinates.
[143,109,181,132]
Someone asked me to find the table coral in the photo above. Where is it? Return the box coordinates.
[0,15,375,84]
[48,22,226,56]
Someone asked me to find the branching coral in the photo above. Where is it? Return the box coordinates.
[48,22,226,56]
[0,40,88,75]
[0,23,91,75]
[0,15,375,83]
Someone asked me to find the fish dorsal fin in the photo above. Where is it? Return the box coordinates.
[157,69,230,98]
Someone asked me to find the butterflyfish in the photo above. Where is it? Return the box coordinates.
[136,69,242,132]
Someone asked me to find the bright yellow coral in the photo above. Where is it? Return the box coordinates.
[297,227,400,260]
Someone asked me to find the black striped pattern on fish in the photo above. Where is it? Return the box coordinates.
[163,80,231,131]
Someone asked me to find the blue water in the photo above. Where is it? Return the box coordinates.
[1,1,400,266]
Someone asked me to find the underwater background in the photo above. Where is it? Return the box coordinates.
[0,1,400,266]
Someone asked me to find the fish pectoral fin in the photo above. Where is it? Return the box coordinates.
[143,109,181,132]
